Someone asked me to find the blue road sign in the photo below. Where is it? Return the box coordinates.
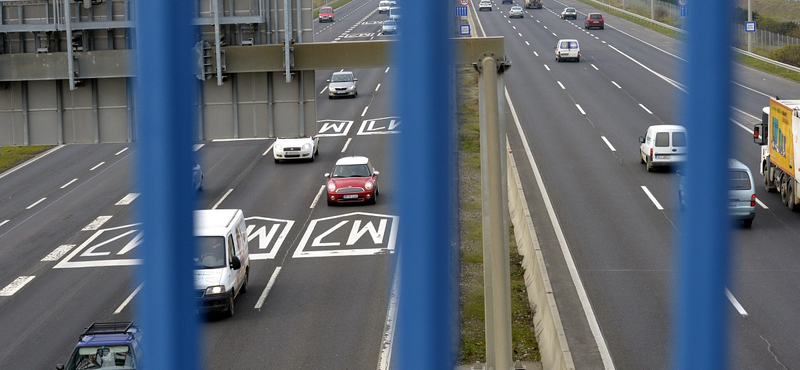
[745,21,756,32]
[456,6,468,17]
[460,24,471,35]
[680,5,688,18]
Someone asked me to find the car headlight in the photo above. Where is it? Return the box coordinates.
[205,285,225,295]
[346,86,355,91]
[365,181,373,190]
[275,144,282,151]
[328,183,336,192]
[328,86,335,92]
[302,143,311,150]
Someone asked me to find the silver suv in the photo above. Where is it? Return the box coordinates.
[327,71,358,98]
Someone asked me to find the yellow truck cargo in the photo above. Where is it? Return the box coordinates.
[754,98,800,210]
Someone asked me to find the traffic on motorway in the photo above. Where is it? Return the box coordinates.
[0,0,798,369]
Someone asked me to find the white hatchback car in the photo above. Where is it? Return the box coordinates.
[479,0,492,11]
[509,6,524,18]
[555,39,580,62]
[273,136,319,163]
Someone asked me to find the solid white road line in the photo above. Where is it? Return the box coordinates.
[89,162,105,171]
[42,244,76,262]
[506,88,616,370]
[310,185,325,209]
[83,215,112,231]
[557,81,565,90]
[212,189,234,210]
[115,148,128,155]
[726,288,748,317]
[26,197,47,210]
[61,178,78,189]
[255,267,282,310]
[377,267,400,370]
[641,186,664,210]
[639,104,653,114]
[341,137,352,153]
[0,276,35,296]
[262,142,275,156]
[731,118,754,134]
[0,145,62,181]
[114,283,143,314]
[756,198,768,209]
[601,136,617,152]
[116,193,140,206]
[576,104,586,115]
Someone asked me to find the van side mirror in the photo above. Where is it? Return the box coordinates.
[639,136,645,143]
[753,124,767,145]
[230,256,241,270]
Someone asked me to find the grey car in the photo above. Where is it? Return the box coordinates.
[381,20,398,35]
[327,71,358,98]
[561,7,577,19]
[678,159,756,228]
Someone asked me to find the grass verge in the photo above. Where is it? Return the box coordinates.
[0,145,53,173]
[575,0,800,83]
[458,68,540,364]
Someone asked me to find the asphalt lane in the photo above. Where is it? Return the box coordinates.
[474,0,800,368]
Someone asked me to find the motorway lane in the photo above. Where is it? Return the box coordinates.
[475,0,800,368]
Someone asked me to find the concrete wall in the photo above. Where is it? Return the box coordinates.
[507,144,576,370]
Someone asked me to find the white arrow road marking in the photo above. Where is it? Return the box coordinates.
[312,220,348,247]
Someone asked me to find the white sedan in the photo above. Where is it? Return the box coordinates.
[273,136,319,163]
[509,5,524,18]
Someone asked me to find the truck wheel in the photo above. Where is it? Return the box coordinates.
[788,184,797,212]
[781,181,789,205]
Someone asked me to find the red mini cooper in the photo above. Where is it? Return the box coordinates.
[325,156,380,205]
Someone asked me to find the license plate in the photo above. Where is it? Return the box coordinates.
[656,154,670,159]
[343,194,358,199]
[286,151,298,156]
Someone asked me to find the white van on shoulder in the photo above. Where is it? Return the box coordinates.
[194,209,250,317]
[639,124,687,171]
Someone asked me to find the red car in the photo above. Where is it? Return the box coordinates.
[585,13,604,29]
[319,6,334,23]
[325,156,380,205]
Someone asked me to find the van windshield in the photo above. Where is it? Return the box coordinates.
[196,236,226,269]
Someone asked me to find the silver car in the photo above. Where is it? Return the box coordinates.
[678,159,756,228]
[327,71,358,98]
[509,5,524,18]
[381,20,398,35]
[561,7,577,19]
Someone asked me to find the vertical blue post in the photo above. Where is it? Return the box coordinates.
[394,0,457,368]
[133,1,200,369]
[675,0,733,368]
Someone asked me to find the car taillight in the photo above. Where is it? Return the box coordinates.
[751,194,756,207]
[650,148,653,158]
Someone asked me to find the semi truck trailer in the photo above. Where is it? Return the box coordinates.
[753,98,800,211]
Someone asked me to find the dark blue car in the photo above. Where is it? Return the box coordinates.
[57,322,142,370]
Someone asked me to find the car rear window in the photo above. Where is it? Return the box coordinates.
[321,7,332,12]
[730,171,751,190]
[559,41,578,49]
[672,131,687,147]
[655,132,669,147]
[590,14,602,19]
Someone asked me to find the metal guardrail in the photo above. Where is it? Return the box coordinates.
[586,0,800,74]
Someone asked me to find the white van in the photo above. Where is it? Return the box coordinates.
[194,209,250,317]
[638,124,687,171]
